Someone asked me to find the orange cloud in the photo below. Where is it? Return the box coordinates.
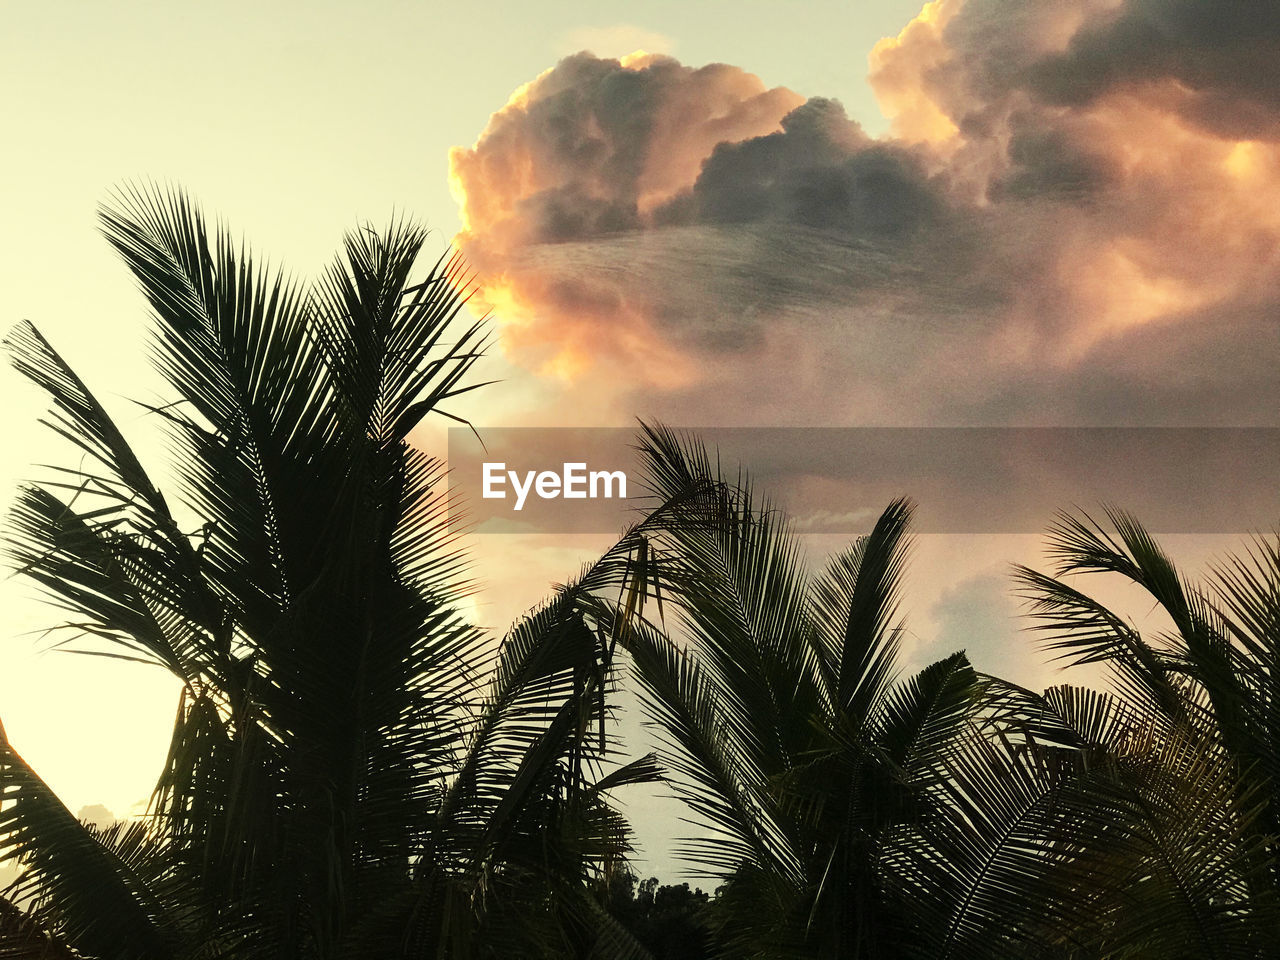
[449,53,803,386]
[868,0,961,145]
[448,2,1280,428]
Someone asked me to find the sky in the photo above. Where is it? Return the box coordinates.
[3,0,1278,879]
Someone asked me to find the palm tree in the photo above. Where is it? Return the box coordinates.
[1011,509,1280,957]
[612,427,997,958]
[0,186,661,959]
[612,431,1279,959]
[7,189,1272,960]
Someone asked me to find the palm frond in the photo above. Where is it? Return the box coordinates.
[0,722,170,958]
[814,497,913,724]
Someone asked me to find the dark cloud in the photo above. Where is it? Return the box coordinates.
[529,185,640,241]
[1025,0,1280,140]
[989,113,1118,201]
[677,100,947,239]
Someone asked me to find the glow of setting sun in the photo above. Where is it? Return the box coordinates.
[1224,140,1265,181]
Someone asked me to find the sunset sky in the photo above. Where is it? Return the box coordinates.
[4,0,1278,878]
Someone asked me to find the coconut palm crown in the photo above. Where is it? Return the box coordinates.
[0,187,660,960]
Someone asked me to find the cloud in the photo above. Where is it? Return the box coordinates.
[558,24,674,60]
[449,1,1280,429]
[1026,0,1280,140]
[76,803,117,830]
[929,574,1024,675]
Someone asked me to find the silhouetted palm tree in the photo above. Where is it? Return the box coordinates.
[1012,509,1280,957]
[616,427,991,958]
[616,431,1279,959]
[0,187,660,959]
[6,187,1276,959]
